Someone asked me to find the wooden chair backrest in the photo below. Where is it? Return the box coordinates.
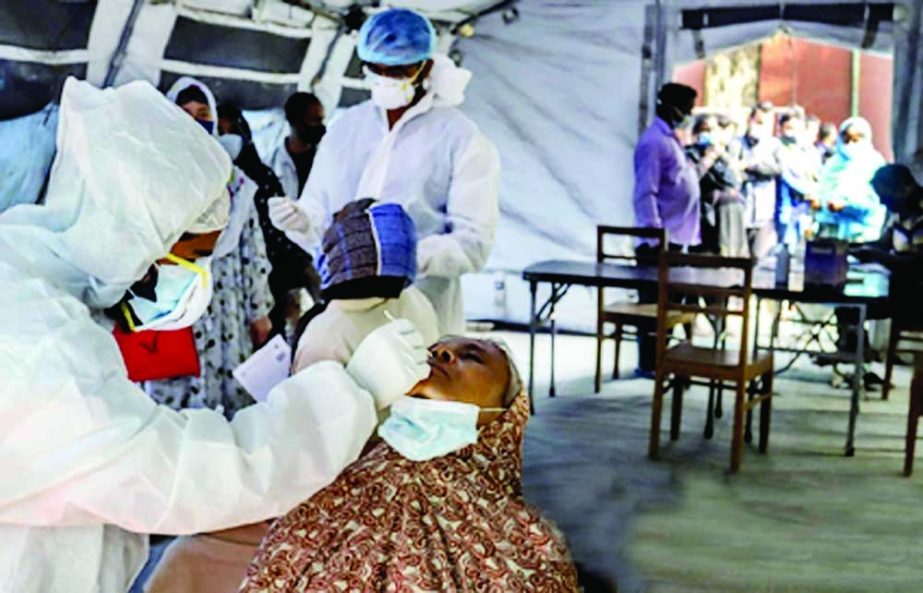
[656,252,755,371]
[596,226,667,265]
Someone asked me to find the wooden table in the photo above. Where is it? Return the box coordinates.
[522,259,890,456]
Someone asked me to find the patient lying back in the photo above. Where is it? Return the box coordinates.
[240,337,580,593]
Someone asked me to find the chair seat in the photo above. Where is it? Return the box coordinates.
[603,303,695,327]
[662,342,773,381]
[603,302,659,319]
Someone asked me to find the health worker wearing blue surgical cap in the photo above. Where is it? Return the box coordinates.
[268,8,501,336]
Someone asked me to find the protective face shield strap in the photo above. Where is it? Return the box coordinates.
[122,254,211,333]
[163,253,208,286]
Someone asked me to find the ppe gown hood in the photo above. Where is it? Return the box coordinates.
[0,77,231,309]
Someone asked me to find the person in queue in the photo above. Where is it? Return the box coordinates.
[728,101,782,258]
[218,101,321,335]
[775,111,822,247]
[241,338,580,592]
[268,8,500,336]
[268,92,327,201]
[631,82,700,376]
[685,114,746,256]
[143,78,274,416]
[0,78,429,593]
[816,117,888,243]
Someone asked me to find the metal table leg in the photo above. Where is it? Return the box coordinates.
[845,303,866,457]
[549,284,558,398]
[528,280,537,415]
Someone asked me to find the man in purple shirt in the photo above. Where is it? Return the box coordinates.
[633,83,701,250]
[633,83,700,374]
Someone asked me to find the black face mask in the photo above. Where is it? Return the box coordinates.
[295,124,326,146]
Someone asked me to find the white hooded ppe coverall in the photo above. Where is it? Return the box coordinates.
[0,79,377,593]
[295,57,500,335]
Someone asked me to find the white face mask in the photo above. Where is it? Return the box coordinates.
[218,133,244,161]
[122,253,213,332]
[364,66,426,111]
[378,397,505,462]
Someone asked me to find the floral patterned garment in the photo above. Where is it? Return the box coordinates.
[239,394,579,593]
[146,169,274,418]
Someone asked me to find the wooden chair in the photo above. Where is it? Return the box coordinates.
[648,252,774,473]
[595,226,666,393]
[882,320,923,401]
[904,357,923,476]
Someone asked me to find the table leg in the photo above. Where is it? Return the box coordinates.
[845,303,866,457]
[528,280,537,415]
[549,285,558,398]
[770,300,782,353]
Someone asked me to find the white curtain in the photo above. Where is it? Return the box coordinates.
[460,0,648,326]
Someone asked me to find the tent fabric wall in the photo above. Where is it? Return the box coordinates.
[0,105,57,212]
[459,0,648,325]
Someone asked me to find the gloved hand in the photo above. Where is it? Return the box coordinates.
[346,319,431,410]
[268,197,312,234]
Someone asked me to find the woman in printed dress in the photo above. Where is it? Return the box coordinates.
[145,77,273,418]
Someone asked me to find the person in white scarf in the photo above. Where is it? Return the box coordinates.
[816,117,888,242]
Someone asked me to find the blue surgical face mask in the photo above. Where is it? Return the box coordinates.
[696,132,713,147]
[378,397,505,462]
[196,119,215,135]
[123,253,213,332]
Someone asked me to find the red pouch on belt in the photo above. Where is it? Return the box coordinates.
[112,325,201,382]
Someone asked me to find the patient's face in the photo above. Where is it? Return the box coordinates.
[408,338,509,413]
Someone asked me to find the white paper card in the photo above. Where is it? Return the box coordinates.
[232,335,292,402]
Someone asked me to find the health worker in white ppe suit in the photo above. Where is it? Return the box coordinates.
[269,8,501,336]
[0,78,429,593]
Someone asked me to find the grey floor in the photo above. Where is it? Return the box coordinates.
[486,330,923,593]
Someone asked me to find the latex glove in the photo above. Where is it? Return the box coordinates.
[268,197,312,234]
[346,319,431,410]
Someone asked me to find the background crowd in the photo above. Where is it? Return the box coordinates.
[633,82,923,382]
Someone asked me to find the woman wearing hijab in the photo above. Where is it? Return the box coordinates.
[145,77,274,417]
[816,117,888,243]
[241,337,580,592]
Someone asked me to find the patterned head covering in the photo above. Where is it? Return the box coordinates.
[317,199,417,298]
[240,392,580,591]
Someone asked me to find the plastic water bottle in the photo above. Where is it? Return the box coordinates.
[775,243,790,287]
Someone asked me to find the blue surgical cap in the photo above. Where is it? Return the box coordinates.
[357,9,436,66]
